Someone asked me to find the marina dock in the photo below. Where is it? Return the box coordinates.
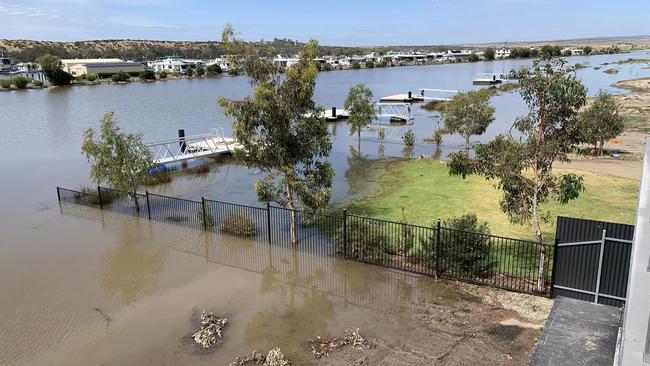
[145,128,242,165]
[380,91,424,103]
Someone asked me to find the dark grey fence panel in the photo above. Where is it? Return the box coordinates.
[204,199,268,241]
[554,216,634,306]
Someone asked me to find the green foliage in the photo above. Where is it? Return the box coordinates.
[0,79,11,88]
[364,60,374,68]
[85,73,97,81]
[218,26,333,244]
[196,64,205,77]
[448,57,587,290]
[186,67,194,77]
[484,48,495,61]
[31,80,44,87]
[578,90,624,156]
[439,213,494,277]
[336,216,389,263]
[10,76,30,89]
[206,63,222,76]
[398,205,415,253]
[220,211,257,236]
[562,49,573,57]
[111,70,130,82]
[36,54,72,86]
[442,89,495,153]
[139,69,156,80]
[468,54,480,62]
[81,112,152,210]
[351,61,361,69]
[344,83,377,150]
[159,71,168,79]
[582,46,593,55]
[378,127,385,141]
[402,129,415,147]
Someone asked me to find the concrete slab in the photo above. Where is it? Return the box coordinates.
[530,297,622,366]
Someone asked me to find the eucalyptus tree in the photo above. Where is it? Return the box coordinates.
[448,58,587,292]
[578,90,624,156]
[218,25,333,245]
[81,112,152,210]
[344,83,377,152]
[442,89,495,155]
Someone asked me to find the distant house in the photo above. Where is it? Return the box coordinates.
[273,55,299,68]
[206,57,229,72]
[562,47,584,56]
[495,49,511,59]
[61,58,144,76]
[151,57,189,74]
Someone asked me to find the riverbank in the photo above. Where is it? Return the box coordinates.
[340,158,638,241]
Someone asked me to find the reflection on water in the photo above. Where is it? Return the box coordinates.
[7,205,475,366]
[101,222,167,305]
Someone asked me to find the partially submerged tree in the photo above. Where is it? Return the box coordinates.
[81,112,152,210]
[447,58,587,292]
[578,90,624,156]
[344,84,377,152]
[218,25,333,245]
[442,89,495,154]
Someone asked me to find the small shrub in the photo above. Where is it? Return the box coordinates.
[139,69,156,80]
[421,100,447,112]
[31,80,44,87]
[351,61,361,69]
[398,205,415,254]
[220,211,257,236]
[196,64,205,77]
[11,76,30,89]
[74,186,121,205]
[186,67,194,77]
[440,214,494,278]
[364,60,374,68]
[159,71,168,79]
[0,79,12,89]
[85,74,97,81]
[49,69,72,86]
[144,172,172,185]
[402,129,415,147]
[206,64,222,76]
[336,216,389,264]
[111,70,130,82]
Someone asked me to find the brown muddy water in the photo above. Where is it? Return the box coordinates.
[3,204,486,366]
[1,53,649,365]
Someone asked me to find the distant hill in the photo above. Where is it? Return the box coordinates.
[0,39,370,62]
[2,35,648,62]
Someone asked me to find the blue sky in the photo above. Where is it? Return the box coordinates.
[2,0,649,45]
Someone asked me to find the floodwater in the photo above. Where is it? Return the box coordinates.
[1,52,649,365]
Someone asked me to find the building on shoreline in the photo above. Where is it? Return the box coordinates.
[61,58,144,76]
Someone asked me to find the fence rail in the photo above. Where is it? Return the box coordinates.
[57,185,554,296]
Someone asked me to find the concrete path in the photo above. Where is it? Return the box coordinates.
[530,297,622,366]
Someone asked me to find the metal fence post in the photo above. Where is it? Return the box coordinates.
[201,197,208,231]
[343,209,348,258]
[266,202,272,244]
[435,219,441,278]
[594,229,607,304]
[56,187,61,202]
[145,191,151,220]
[549,236,559,298]
[97,185,103,210]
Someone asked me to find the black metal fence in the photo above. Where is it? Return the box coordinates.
[57,185,554,296]
[553,216,634,306]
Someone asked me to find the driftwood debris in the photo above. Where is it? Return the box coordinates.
[308,328,369,359]
[192,311,228,349]
[230,347,290,366]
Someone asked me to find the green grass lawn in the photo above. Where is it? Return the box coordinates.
[342,158,639,242]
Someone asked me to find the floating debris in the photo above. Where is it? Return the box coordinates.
[230,347,290,366]
[192,311,227,349]
[308,328,369,359]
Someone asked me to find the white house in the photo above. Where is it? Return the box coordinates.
[495,49,511,59]
[151,57,189,74]
[273,55,300,68]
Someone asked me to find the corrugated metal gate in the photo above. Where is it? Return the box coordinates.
[553,216,634,307]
